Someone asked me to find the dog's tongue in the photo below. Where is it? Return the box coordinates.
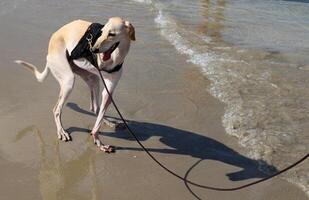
[102,53,110,61]
[102,48,114,61]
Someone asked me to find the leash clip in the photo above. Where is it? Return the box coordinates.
[86,34,94,52]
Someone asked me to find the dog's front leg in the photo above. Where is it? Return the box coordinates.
[91,87,113,134]
[91,76,118,152]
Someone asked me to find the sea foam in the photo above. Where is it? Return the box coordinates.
[133,0,309,196]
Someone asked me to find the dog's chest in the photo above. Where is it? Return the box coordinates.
[72,57,96,71]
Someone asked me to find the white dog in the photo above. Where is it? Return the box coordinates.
[15,17,135,153]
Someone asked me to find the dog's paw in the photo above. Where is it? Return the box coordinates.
[90,105,99,116]
[115,122,126,130]
[58,129,72,141]
[103,118,117,128]
[14,60,23,64]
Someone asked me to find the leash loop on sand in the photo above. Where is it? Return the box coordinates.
[92,51,308,191]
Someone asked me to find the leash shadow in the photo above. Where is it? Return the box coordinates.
[66,103,276,182]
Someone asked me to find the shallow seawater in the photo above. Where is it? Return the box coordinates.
[134,0,309,196]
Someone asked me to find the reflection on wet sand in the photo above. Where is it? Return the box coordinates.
[199,0,225,42]
[14,126,101,200]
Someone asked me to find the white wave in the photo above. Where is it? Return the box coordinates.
[131,0,152,5]
[154,10,215,67]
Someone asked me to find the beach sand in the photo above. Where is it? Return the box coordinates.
[0,1,307,199]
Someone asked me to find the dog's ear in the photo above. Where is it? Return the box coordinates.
[125,21,136,41]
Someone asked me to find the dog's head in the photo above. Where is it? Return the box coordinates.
[92,17,135,61]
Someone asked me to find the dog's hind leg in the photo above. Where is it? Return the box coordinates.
[88,74,100,115]
[49,56,75,141]
[77,71,100,115]
[69,62,100,115]
[53,74,75,141]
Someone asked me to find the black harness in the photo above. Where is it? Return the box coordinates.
[67,22,123,73]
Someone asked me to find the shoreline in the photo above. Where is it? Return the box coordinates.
[151,0,309,196]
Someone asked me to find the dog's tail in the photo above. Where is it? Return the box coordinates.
[14,60,50,82]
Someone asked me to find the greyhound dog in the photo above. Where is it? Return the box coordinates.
[15,17,135,153]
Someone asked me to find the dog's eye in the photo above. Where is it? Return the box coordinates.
[108,33,116,37]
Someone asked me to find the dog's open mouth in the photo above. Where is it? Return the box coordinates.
[100,42,120,61]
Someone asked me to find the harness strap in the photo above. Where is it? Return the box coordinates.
[70,23,104,61]
[68,22,123,74]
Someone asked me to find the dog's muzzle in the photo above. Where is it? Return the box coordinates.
[99,42,120,61]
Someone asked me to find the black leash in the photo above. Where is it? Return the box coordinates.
[78,23,308,191]
[93,59,308,191]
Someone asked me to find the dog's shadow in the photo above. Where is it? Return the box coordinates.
[66,102,276,182]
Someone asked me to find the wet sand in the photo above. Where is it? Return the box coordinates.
[0,1,308,199]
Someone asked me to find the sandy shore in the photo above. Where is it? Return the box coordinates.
[0,1,308,200]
